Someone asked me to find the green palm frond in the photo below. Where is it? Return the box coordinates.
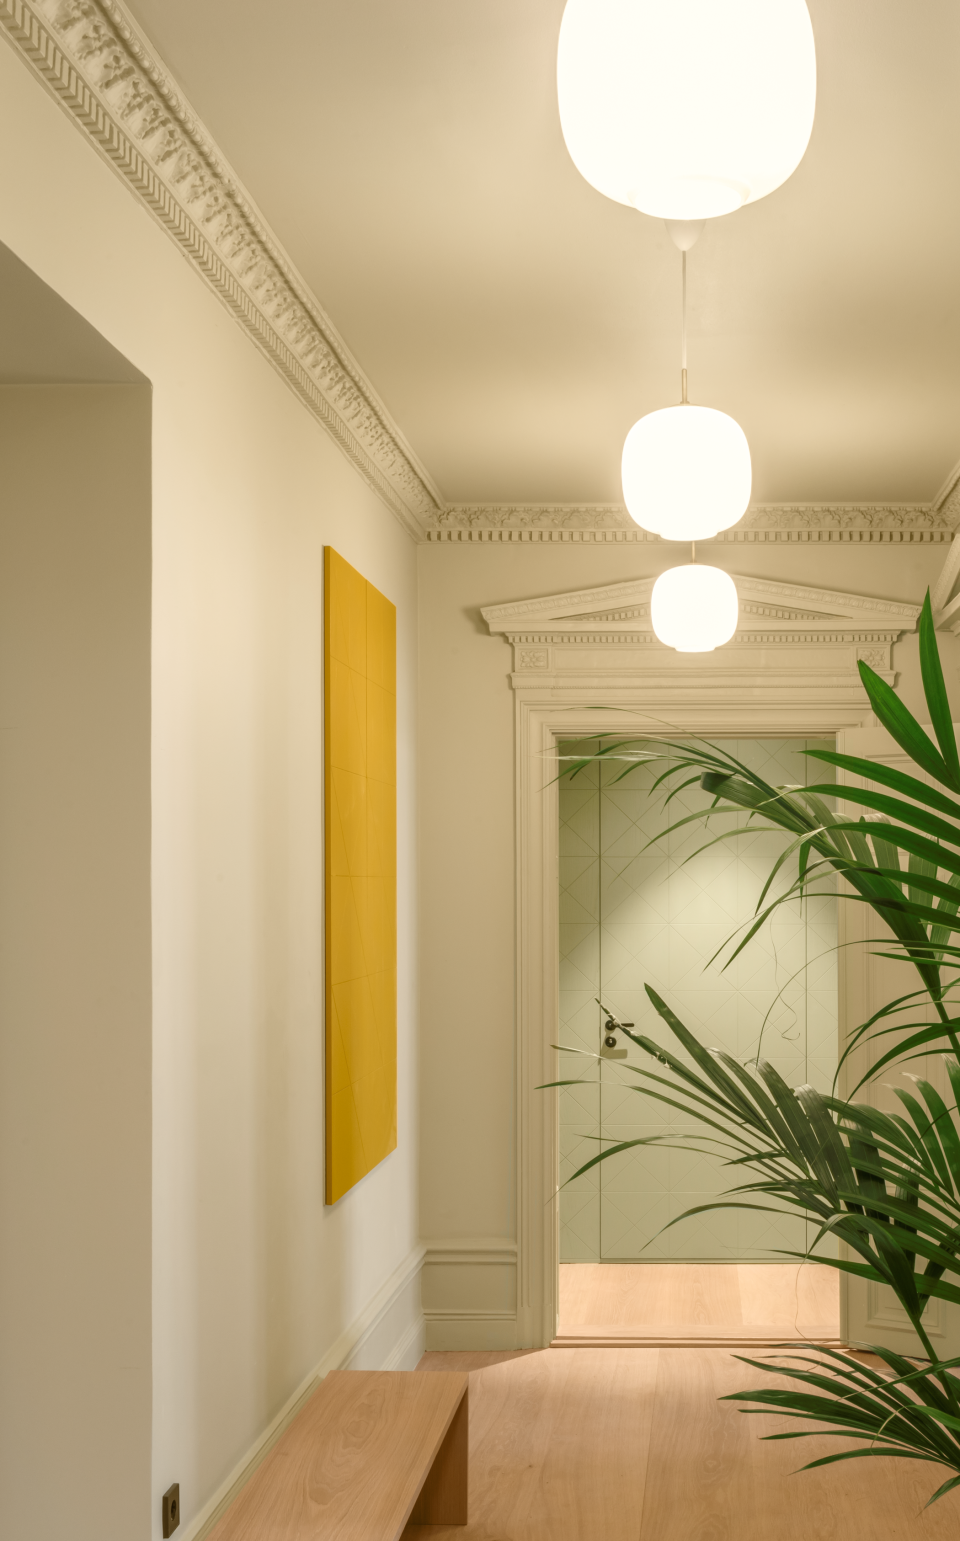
[550,588,960,1495]
[556,593,960,1053]
[551,985,960,1350]
[724,1345,960,1506]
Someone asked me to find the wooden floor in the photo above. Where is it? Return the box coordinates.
[405,1348,960,1540]
[556,1262,841,1345]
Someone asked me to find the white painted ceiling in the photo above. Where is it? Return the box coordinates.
[125,0,960,505]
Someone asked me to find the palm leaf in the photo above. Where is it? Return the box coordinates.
[919,592,960,787]
[551,599,960,1491]
[803,749,960,822]
[723,1344,960,1504]
[857,656,959,793]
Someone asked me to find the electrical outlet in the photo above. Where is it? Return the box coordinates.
[162,1483,180,1538]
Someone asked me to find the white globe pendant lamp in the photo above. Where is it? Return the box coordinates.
[651,562,738,652]
[557,0,817,222]
[622,403,751,541]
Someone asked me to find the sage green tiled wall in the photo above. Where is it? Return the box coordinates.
[558,738,837,1263]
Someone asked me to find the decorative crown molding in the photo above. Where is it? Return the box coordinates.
[436,504,630,531]
[9,1,960,549]
[428,501,960,543]
[0,0,442,538]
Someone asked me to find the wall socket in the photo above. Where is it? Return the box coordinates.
[162,1483,180,1538]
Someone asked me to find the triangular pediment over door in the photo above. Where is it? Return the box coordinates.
[481,575,920,717]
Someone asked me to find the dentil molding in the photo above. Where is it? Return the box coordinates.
[430,460,960,543]
[0,0,442,538]
[429,500,960,544]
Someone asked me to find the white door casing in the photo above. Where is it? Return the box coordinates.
[482,575,921,1346]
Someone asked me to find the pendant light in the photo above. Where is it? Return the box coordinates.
[557,0,816,222]
[621,403,751,541]
[651,557,739,652]
[643,240,742,651]
[622,225,751,540]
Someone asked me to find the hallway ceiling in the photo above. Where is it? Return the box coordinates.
[124,0,960,506]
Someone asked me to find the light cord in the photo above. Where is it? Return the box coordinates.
[681,248,688,403]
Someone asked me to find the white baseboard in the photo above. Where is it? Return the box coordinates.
[183,1243,426,1541]
[421,1238,518,1351]
[423,1308,518,1351]
[381,1310,427,1370]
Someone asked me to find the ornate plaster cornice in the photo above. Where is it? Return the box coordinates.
[0,0,442,537]
[7,1,959,549]
[428,501,960,543]
[435,504,631,531]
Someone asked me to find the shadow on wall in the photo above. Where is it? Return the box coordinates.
[0,240,153,1541]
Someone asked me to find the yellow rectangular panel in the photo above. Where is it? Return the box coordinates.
[324,548,397,1203]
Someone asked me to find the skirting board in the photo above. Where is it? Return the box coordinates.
[180,1243,426,1541]
[424,1309,519,1352]
[421,1239,519,1351]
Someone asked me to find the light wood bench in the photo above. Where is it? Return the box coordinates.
[208,1369,468,1540]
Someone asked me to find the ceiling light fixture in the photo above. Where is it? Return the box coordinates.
[651,557,739,652]
[622,223,752,540]
[639,230,744,648]
[557,0,817,222]
[621,404,751,541]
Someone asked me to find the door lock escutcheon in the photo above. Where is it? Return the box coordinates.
[597,999,633,1059]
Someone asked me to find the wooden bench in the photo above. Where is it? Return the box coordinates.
[208,1370,469,1540]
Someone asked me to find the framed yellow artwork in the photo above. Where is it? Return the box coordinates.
[323,547,397,1203]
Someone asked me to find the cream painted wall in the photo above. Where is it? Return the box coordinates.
[417,538,959,1338]
[0,42,420,1541]
[0,386,152,1540]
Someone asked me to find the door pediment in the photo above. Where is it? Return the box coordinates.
[481,575,920,713]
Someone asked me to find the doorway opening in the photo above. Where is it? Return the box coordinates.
[0,239,153,1531]
[556,736,841,1346]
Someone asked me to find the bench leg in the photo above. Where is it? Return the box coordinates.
[409,1389,468,1526]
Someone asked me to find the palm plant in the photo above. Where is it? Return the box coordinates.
[552,590,960,1504]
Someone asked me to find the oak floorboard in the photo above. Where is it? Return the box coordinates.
[414,1348,960,1540]
[558,1262,840,1342]
[738,1262,839,1330]
[559,1263,743,1328]
[407,1348,658,1540]
[639,1347,960,1540]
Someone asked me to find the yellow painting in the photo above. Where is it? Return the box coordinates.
[324,547,397,1203]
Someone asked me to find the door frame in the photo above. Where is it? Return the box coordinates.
[835,724,960,1356]
[515,698,875,1348]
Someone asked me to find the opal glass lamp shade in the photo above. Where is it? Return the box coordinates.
[621,404,751,540]
[557,0,816,220]
[651,564,739,652]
